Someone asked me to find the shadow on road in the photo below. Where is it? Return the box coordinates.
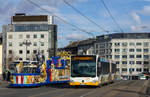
[45,83,98,89]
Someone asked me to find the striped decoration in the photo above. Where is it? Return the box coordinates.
[13,76,16,84]
[24,76,26,84]
[12,75,39,84]
[18,76,21,84]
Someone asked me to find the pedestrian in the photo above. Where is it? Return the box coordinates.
[2,71,6,81]
[7,70,11,82]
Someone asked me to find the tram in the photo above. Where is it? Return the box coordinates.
[69,55,116,86]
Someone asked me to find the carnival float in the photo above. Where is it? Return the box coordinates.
[9,55,70,87]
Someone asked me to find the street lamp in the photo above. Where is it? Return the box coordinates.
[38,41,42,53]
[22,40,31,60]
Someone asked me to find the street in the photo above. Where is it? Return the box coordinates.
[0,80,149,97]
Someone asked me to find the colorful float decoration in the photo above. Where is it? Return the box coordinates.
[46,57,70,83]
[10,57,70,87]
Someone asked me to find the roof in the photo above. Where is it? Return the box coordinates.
[12,15,48,22]
[65,38,96,48]
[97,32,150,39]
[96,32,150,43]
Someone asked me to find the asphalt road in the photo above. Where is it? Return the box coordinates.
[0,80,149,97]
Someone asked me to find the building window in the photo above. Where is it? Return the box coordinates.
[116,68,120,72]
[8,35,13,39]
[114,49,120,52]
[136,61,142,65]
[9,42,12,46]
[122,61,127,64]
[129,68,134,72]
[144,55,149,59]
[109,43,112,47]
[129,42,135,46]
[41,34,44,38]
[116,61,120,64]
[109,55,112,59]
[144,61,149,65]
[122,42,127,46]
[19,58,22,60]
[27,50,30,54]
[8,50,12,54]
[144,68,149,72]
[33,42,37,46]
[122,49,127,52]
[115,55,120,59]
[122,68,127,72]
[129,49,134,52]
[33,34,37,38]
[19,42,23,46]
[136,42,142,46]
[114,43,120,46]
[41,42,44,46]
[8,58,12,61]
[19,34,23,39]
[19,50,23,54]
[26,58,30,60]
[136,68,141,72]
[105,43,109,47]
[26,34,30,38]
[41,50,44,54]
[96,44,98,49]
[122,55,127,59]
[96,50,98,54]
[143,42,149,47]
[33,50,37,54]
[136,49,142,52]
[129,61,134,65]
[129,55,134,58]
[136,55,142,58]
[143,49,149,52]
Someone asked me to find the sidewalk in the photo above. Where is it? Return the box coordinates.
[0,80,9,85]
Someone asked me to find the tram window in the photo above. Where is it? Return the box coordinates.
[112,63,117,73]
[97,61,102,76]
[101,62,110,74]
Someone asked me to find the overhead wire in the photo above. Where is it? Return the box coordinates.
[100,0,124,33]
[27,0,95,37]
[62,0,109,33]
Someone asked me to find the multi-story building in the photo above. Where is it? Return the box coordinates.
[2,13,57,70]
[95,33,150,79]
[62,38,96,55]
[77,38,96,55]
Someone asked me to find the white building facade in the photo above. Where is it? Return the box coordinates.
[2,13,57,70]
[95,33,150,79]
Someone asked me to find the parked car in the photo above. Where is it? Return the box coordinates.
[139,74,146,80]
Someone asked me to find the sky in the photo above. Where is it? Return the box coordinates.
[1,0,150,47]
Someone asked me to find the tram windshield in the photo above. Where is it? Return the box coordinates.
[71,56,96,77]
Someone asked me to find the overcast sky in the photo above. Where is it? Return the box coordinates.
[1,0,150,47]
